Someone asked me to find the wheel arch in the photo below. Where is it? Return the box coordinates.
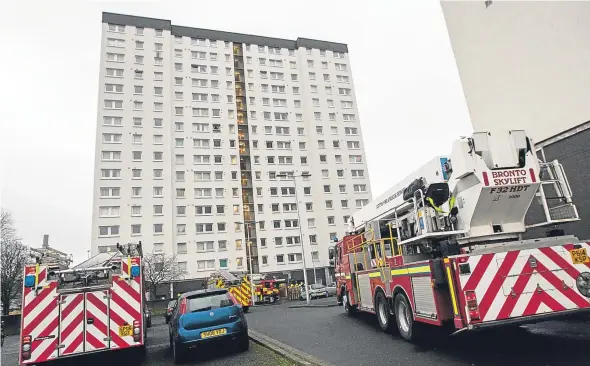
[392,284,414,318]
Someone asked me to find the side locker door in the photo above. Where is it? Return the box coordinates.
[58,293,85,356]
[85,290,110,352]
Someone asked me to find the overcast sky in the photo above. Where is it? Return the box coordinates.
[0,0,472,264]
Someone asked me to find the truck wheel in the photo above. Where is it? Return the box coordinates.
[375,291,395,333]
[394,293,420,342]
[242,306,249,313]
[343,291,357,316]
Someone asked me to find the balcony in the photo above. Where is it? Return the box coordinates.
[240,178,253,188]
[233,47,242,56]
[239,146,250,155]
[234,60,244,70]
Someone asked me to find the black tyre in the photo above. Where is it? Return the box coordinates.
[242,306,249,313]
[343,291,357,316]
[375,291,395,333]
[236,333,249,352]
[172,340,186,364]
[394,293,420,342]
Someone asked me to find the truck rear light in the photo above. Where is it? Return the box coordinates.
[464,290,481,321]
[22,335,32,360]
[133,320,141,342]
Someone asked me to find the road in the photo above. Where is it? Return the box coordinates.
[246,298,590,366]
[1,316,296,366]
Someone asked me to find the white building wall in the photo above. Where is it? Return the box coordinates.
[440,1,590,143]
[92,13,371,280]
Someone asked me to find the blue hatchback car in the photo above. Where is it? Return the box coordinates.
[168,288,249,364]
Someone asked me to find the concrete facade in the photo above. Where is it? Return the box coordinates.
[92,12,371,282]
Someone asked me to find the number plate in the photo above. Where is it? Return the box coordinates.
[118,325,133,337]
[569,248,589,264]
[200,328,227,339]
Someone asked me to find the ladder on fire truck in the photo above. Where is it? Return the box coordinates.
[46,242,143,292]
[345,228,398,304]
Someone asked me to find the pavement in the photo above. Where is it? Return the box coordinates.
[246,297,590,366]
[0,316,297,366]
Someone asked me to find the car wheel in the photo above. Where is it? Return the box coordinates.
[236,333,249,352]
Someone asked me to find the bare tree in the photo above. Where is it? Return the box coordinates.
[143,253,187,299]
[1,209,30,315]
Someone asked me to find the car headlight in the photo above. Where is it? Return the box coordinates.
[576,272,590,297]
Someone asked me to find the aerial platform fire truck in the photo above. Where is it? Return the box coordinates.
[19,243,147,365]
[333,130,590,341]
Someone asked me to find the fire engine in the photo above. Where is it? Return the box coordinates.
[333,130,590,341]
[19,243,147,365]
[253,277,284,304]
[207,270,253,312]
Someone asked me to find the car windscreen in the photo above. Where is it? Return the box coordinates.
[311,284,325,290]
[187,293,233,313]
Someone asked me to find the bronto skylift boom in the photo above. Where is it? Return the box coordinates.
[348,129,579,257]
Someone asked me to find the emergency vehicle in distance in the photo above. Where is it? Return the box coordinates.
[332,129,590,341]
[19,243,147,365]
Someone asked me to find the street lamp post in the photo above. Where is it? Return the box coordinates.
[277,172,312,305]
[236,220,260,306]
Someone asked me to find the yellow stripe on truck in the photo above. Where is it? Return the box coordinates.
[446,266,459,316]
[391,265,431,276]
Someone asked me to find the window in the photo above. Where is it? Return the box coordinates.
[219,240,227,251]
[131,224,141,235]
[101,151,121,161]
[337,75,350,83]
[105,84,124,93]
[132,187,141,197]
[356,199,369,208]
[177,242,187,254]
[153,186,163,197]
[98,225,119,237]
[134,101,143,110]
[349,155,363,163]
[284,219,298,228]
[197,260,215,271]
[99,206,120,217]
[194,188,212,198]
[343,114,356,122]
[177,206,186,216]
[194,171,211,181]
[106,68,124,77]
[193,108,209,117]
[103,116,122,126]
[177,224,186,234]
[196,223,214,233]
[323,185,331,193]
[176,188,185,198]
[107,24,125,33]
[288,253,303,263]
[197,241,215,252]
[106,53,125,62]
[195,205,212,215]
[100,169,121,179]
[104,100,123,109]
[351,169,364,177]
[102,133,122,143]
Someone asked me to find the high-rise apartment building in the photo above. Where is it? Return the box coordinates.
[92,12,372,283]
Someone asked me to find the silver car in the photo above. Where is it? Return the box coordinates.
[300,284,329,300]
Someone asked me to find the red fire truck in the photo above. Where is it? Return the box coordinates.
[333,130,590,341]
[19,243,146,365]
